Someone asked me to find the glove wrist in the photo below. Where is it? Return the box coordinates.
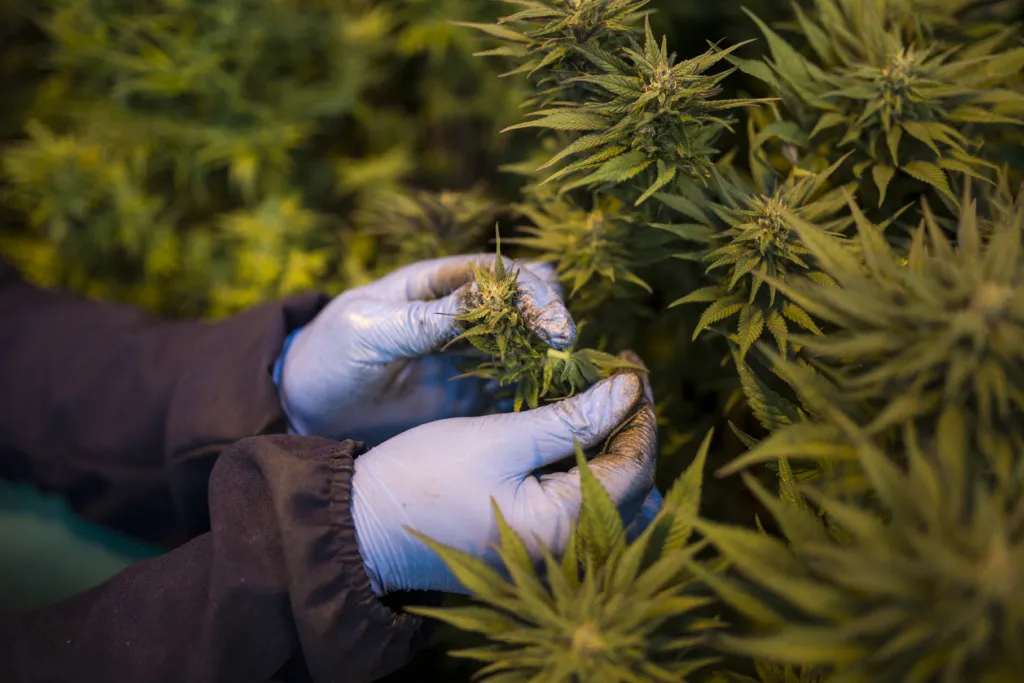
[350,458,405,596]
[273,325,322,436]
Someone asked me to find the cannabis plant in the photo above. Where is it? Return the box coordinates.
[408,435,724,683]
[697,413,1024,683]
[502,19,768,203]
[666,158,855,359]
[508,190,673,313]
[460,0,650,109]
[9,1,1024,681]
[735,0,1024,210]
[448,231,642,411]
[750,186,1024,488]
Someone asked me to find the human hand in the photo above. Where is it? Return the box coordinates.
[275,255,575,446]
[349,357,660,595]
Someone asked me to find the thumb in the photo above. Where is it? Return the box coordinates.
[494,372,644,475]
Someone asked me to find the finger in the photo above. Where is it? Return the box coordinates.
[514,263,576,350]
[537,384,658,523]
[492,372,644,474]
[364,254,504,302]
[372,291,470,359]
[616,349,654,405]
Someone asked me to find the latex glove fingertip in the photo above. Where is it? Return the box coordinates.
[513,266,576,350]
[615,349,654,405]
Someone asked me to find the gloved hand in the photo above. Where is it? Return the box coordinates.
[275,255,575,446]
[350,360,661,595]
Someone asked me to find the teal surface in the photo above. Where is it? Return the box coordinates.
[0,477,162,611]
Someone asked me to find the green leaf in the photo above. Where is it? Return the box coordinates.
[871,165,895,207]
[733,350,800,431]
[740,473,829,546]
[660,428,713,553]
[694,298,745,339]
[902,161,956,203]
[490,499,550,602]
[688,561,784,625]
[573,440,625,569]
[406,529,519,605]
[451,21,530,43]
[655,191,710,222]
[669,285,722,307]
[635,160,678,206]
[652,222,715,242]
[900,121,942,158]
[742,9,819,88]
[503,110,609,132]
[404,604,523,635]
[718,422,853,476]
[715,629,864,665]
[809,112,847,139]
[737,304,765,359]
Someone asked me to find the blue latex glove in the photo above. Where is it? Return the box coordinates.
[350,367,662,595]
[275,255,575,446]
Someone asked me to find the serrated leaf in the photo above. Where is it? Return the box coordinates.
[503,110,609,132]
[655,191,709,222]
[659,428,714,553]
[694,298,745,339]
[902,161,957,203]
[733,351,800,431]
[737,304,765,359]
[669,285,722,307]
[687,561,784,626]
[715,630,864,665]
[740,473,829,547]
[406,529,518,604]
[405,604,525,637]
[718,422,853,476]
[573,440,625,569]
[871,165,895,207]
[452,21,529,43]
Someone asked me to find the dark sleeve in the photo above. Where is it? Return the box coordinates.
[0,434,433,683]
[0,258,329,544]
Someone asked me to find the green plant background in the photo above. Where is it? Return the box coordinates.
[2,0,1024,682]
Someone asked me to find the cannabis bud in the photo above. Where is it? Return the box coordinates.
[668,159,854,359]
[445,227,643,411]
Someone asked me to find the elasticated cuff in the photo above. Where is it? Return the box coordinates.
[289,443,430,683]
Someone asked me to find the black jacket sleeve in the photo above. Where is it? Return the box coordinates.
[0,435,430,683]
[0,260,433,683]
[0,257,326,545]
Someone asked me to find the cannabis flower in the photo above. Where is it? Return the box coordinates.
[737,0,1024,206]
[510,192,672,311]
[459,0,650,108]
[447,229,641,411]
[502,19,767,203]
[668,160,854,358]
[700,417,1024,683]
[767,185,1024,487]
